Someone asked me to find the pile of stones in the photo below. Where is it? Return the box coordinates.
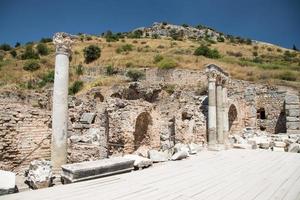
[230,127,300,153]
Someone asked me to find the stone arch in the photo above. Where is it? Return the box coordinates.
[228,104,238,132]
[133,112,153,151]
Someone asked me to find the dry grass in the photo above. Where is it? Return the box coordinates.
[0,36,300,91]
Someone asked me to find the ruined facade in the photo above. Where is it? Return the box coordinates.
[1,66,300,173]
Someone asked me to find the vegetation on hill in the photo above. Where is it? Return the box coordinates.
[0,23,300,93]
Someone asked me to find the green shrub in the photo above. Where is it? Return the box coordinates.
[69,80,84,95]
[252,57,263,63]
[38,70,54,87]
[40,38,52,43]
[10,50,17,58]
[36,43,49,56]
[157,58,177,69]
[163,84,175,94]
[217,36,225,42]
[277,71,297,81]
[75,64,84,75]
[105,65,117,75]
[83,45,101,63]
[194,45,221,59]
[15,42,21,48]
[253,46,259,50]
[23,60,40,71]
[153,54,164,63]
[128,30,143,38]
[0,51,4,61]
[169,29,183,40]
[152,34,160,39]
[125,62,134,68]
[226,51,242,57]
[0,44,12,51]
[267,47,273,52]
[104,30,119,42]
[252,51,258,57]
[21,45,39,60]
[126,68,145,81]
[116,44,133,53]
[246,39,252,45]
[182,24,189,28]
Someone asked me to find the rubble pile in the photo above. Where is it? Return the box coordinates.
[230,127,300,153]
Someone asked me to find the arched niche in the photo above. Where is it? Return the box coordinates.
[133,112,153,151]
[228,104,238,132]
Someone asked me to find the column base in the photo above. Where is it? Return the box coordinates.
[207,144,230,151]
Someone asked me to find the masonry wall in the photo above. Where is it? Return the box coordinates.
[0,94,51,174]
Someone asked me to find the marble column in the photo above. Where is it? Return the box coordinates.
[51,33,73,170]
[208,73,217,145]
[216,81,224,144]
[222,81,229,142]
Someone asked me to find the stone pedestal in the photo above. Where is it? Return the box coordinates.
[51,33,74,171]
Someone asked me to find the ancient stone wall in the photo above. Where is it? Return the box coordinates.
[0,92,51,174]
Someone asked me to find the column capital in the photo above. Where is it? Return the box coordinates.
[207,70,218,82]
[53,32,75,56]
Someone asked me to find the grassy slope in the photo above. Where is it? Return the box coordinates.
[0,35,300,91]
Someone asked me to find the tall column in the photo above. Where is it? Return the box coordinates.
[208,73,217,146]
[216,81,224,144]
[51,33,73,171]
[222,80,229,143]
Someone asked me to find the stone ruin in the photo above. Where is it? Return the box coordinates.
[1,32,300,192]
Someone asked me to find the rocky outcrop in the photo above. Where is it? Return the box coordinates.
[137,22,223,41]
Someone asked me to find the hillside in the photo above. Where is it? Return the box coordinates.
[0,22,300,92]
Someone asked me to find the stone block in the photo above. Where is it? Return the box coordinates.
[80,113,96,124]
[285,104,300,110]
[288,143,300,153]
[272,147,285,152]
[286,117,300,122]
[148,150,169,162]
[285,94,299,104]
[287,130,300,135]
[188,143,203,154]
[287,110,300,117]
[171,151,189,160]
[286,122,300,130]
[124,155,152,169]
[273,141,286,148]
[61,157,134,184]
[233,143,253,149]
[0,170,16,195]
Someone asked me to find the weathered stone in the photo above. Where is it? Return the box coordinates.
[233,143,253,149]
[80,113,96,124]
[61,157,134,184]
[148,150,169,162]
[288,143,300,153]
[171,150,189,160]
[0,170,16,195]
[287,110,300,117]
[272,147,285,152]
[285,94,299,104]
[124,154,152,169]
[24,160,54,189]
[259,141,270,149]
[286,117,300,122]
[286,122,300,130]
[188,143,202,154]
[174,143,190,155]
[273,141,286,148]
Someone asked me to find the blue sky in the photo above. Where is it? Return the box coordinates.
[0,0,299,48]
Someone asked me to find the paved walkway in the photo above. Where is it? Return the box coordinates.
[3,149,300,200]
